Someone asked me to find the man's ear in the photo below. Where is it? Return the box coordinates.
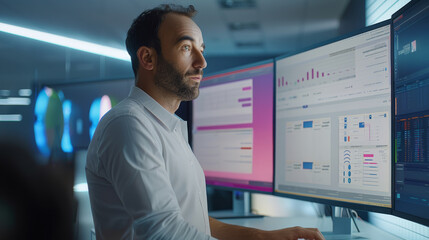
[137,46,156,71]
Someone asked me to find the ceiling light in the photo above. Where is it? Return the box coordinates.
[0,22,130,62]
[74,183,88,192]
[0,114,22,122]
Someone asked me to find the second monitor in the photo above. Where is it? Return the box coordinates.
[192,60,274,193]
[274,21,392,211]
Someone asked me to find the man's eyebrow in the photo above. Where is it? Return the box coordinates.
[176,35,205,50]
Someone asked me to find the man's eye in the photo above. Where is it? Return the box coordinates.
[183,45,191,51]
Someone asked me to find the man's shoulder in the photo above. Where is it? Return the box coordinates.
[105,97,147,120]
[95,97,152,133]
[86,97,160,174]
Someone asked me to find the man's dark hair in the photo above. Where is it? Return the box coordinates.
[126,4,197,76]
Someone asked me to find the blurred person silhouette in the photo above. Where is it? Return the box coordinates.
[0,141,74,240]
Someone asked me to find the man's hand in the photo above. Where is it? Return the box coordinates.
[263,226,325,240]
[210,217,325,240]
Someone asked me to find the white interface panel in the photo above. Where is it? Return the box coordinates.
[275,24,391,207]
[193,128,253,174]
[193,79,254,174]
[193,79,253,127]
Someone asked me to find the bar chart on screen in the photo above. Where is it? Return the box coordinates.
[276,26,390,111]
[277,47,356,91]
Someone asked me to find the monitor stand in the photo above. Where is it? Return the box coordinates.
[209,191,264,219]
[321,207,364,240]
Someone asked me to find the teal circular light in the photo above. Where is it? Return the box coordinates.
[89,95,114,140]
[34,87,64,161]
[61,100,73,153]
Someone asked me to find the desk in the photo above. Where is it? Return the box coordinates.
[220,216,403,239]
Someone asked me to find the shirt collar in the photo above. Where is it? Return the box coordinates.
[129,86,181,132]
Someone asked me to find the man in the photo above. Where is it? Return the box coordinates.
[86,4,324,240]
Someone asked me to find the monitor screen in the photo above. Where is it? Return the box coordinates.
[392,0,429,225]
[274,22,392,210]
[192,60,273,192]
[34,78,134,157]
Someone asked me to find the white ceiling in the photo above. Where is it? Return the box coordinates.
[0,0,350,83]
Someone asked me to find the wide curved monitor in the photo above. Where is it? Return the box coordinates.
[274,21,392,212]
[192,60,274,193]
[392,0,429,226]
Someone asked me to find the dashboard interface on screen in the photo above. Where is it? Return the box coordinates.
[275,23,392,208]
[393,0,429,222]
[192,62,273,192]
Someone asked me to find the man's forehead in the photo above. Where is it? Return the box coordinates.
[159,13,203,44]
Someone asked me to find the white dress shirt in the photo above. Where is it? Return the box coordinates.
[86,86,215,239]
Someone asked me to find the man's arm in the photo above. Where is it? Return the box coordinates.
[97,115,214,239]
[209,217,325,240]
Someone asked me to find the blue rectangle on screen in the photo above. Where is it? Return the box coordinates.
[303,121,313,128]
[359,122,365,128]
[303,162,313,169]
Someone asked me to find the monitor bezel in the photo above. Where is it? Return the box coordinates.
[192,59,275,194]
[391,0,429,227]
[273,20,393,214]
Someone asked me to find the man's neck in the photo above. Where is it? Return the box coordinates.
[136,80,181,114]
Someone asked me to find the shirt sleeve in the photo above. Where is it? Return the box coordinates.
[98,115,216,240]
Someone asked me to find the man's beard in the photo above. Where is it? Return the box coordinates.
[154,55,202,101]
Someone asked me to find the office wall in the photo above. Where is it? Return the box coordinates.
[339,0,365,35]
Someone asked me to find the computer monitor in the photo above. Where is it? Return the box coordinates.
[274,21,392,212]
[34,78,134,157]
[192,60,274,193]
[392,0,429,226]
